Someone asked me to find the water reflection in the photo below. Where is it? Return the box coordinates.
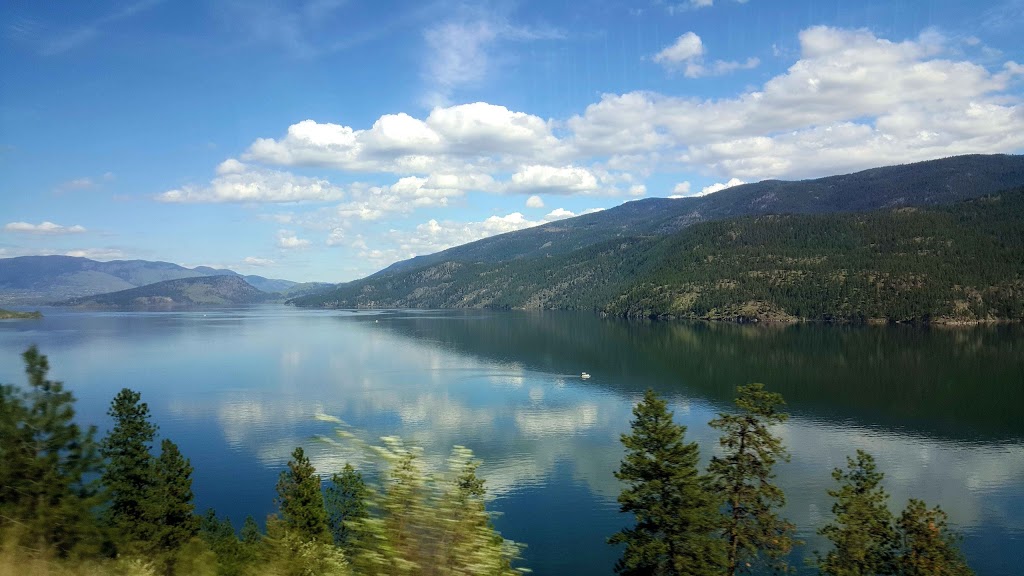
[0,307,1020,576]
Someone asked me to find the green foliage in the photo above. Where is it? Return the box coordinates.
[240,517,262,548]
[816,450,898,576]
[152,439,200,560]
[101,388,159,547]
[324,464,369,552]
[895,500,974,576]
[198,510,254,576]
[349,438,522,576]
[0,346,104,556]
[708,383,797,576]
[262,519,350,576]
[275,447,331,544]
[609,389,723,576]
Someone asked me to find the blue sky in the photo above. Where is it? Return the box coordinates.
[2,0,1023,282]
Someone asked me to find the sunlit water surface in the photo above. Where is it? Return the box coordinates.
[1,307,1021,575]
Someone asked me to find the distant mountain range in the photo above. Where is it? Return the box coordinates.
[292,154,1024,324]
[61,275,272,307]
[0,256,309,304]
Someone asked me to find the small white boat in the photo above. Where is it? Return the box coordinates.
[581,372,591,379]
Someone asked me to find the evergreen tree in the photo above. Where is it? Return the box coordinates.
[609,389,723,576]
[349,438,522,576]
[152,439,201,553]
[324,463,369,552]
[817,450,898,576]
[895,500,973,576]
[101,387,158,545]
[708,383,797,576]
[241,515,263,547]
[200,509,247,576]
[437,446,520,576]
[275,446,331,543]
[0,345,103,555]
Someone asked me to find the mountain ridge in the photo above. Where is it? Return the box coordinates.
[0,256,304,304]
[293,155,1024,324]
[377,154,1024,275]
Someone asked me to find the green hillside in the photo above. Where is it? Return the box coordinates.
[378,154,1024,275]
[293,189,1024,324]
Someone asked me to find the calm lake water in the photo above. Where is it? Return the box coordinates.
[1,306,1022,575]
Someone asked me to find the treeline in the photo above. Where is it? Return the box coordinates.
[292,189,1024,324]
[609,385,974,576]
[1,347,976,575]
[0,346,522,576]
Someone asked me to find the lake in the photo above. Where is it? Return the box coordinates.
[1,306,1021,575]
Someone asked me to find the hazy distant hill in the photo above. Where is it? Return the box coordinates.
[0,256,302,304]
[293,155,1024,324]
[62,275,271,307]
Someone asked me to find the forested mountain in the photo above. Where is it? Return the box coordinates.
[380,154,1024,275]
[0,256,300,304]
[292,188,1024,324]
[62,275,271,307]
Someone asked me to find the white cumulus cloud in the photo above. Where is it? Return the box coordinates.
[245,102,569,175]
[158,164,345,203]
[699,178,745,196]
[544,208,575,220]
[277,231,311,249]
[525,195,545,208]
[572,26,1024,180]
[653,32,759,77]
[507,165,599,194]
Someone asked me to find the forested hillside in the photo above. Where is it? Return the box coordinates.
[379,154,1024,275]
[293,189,1024,324]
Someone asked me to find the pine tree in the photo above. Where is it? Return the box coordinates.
[241,516,263,547]
[817,450,898,576]
[895,500,973,576]
[101,387,158,545]
[324,463,369,551]
[436,446,520,576]
[609,389,723,576]
[708,383,797,576]
[275,446,331,543]
[0,345,104,555]
[348,438,522,576]
[152,439,200,553]
[200,509,247,576]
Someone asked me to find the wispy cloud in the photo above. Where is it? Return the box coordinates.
[421,13,563,106]
[40,0,164,56]
[244,256,276,267]
[219,0,435,58]
[664,0,749,13]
